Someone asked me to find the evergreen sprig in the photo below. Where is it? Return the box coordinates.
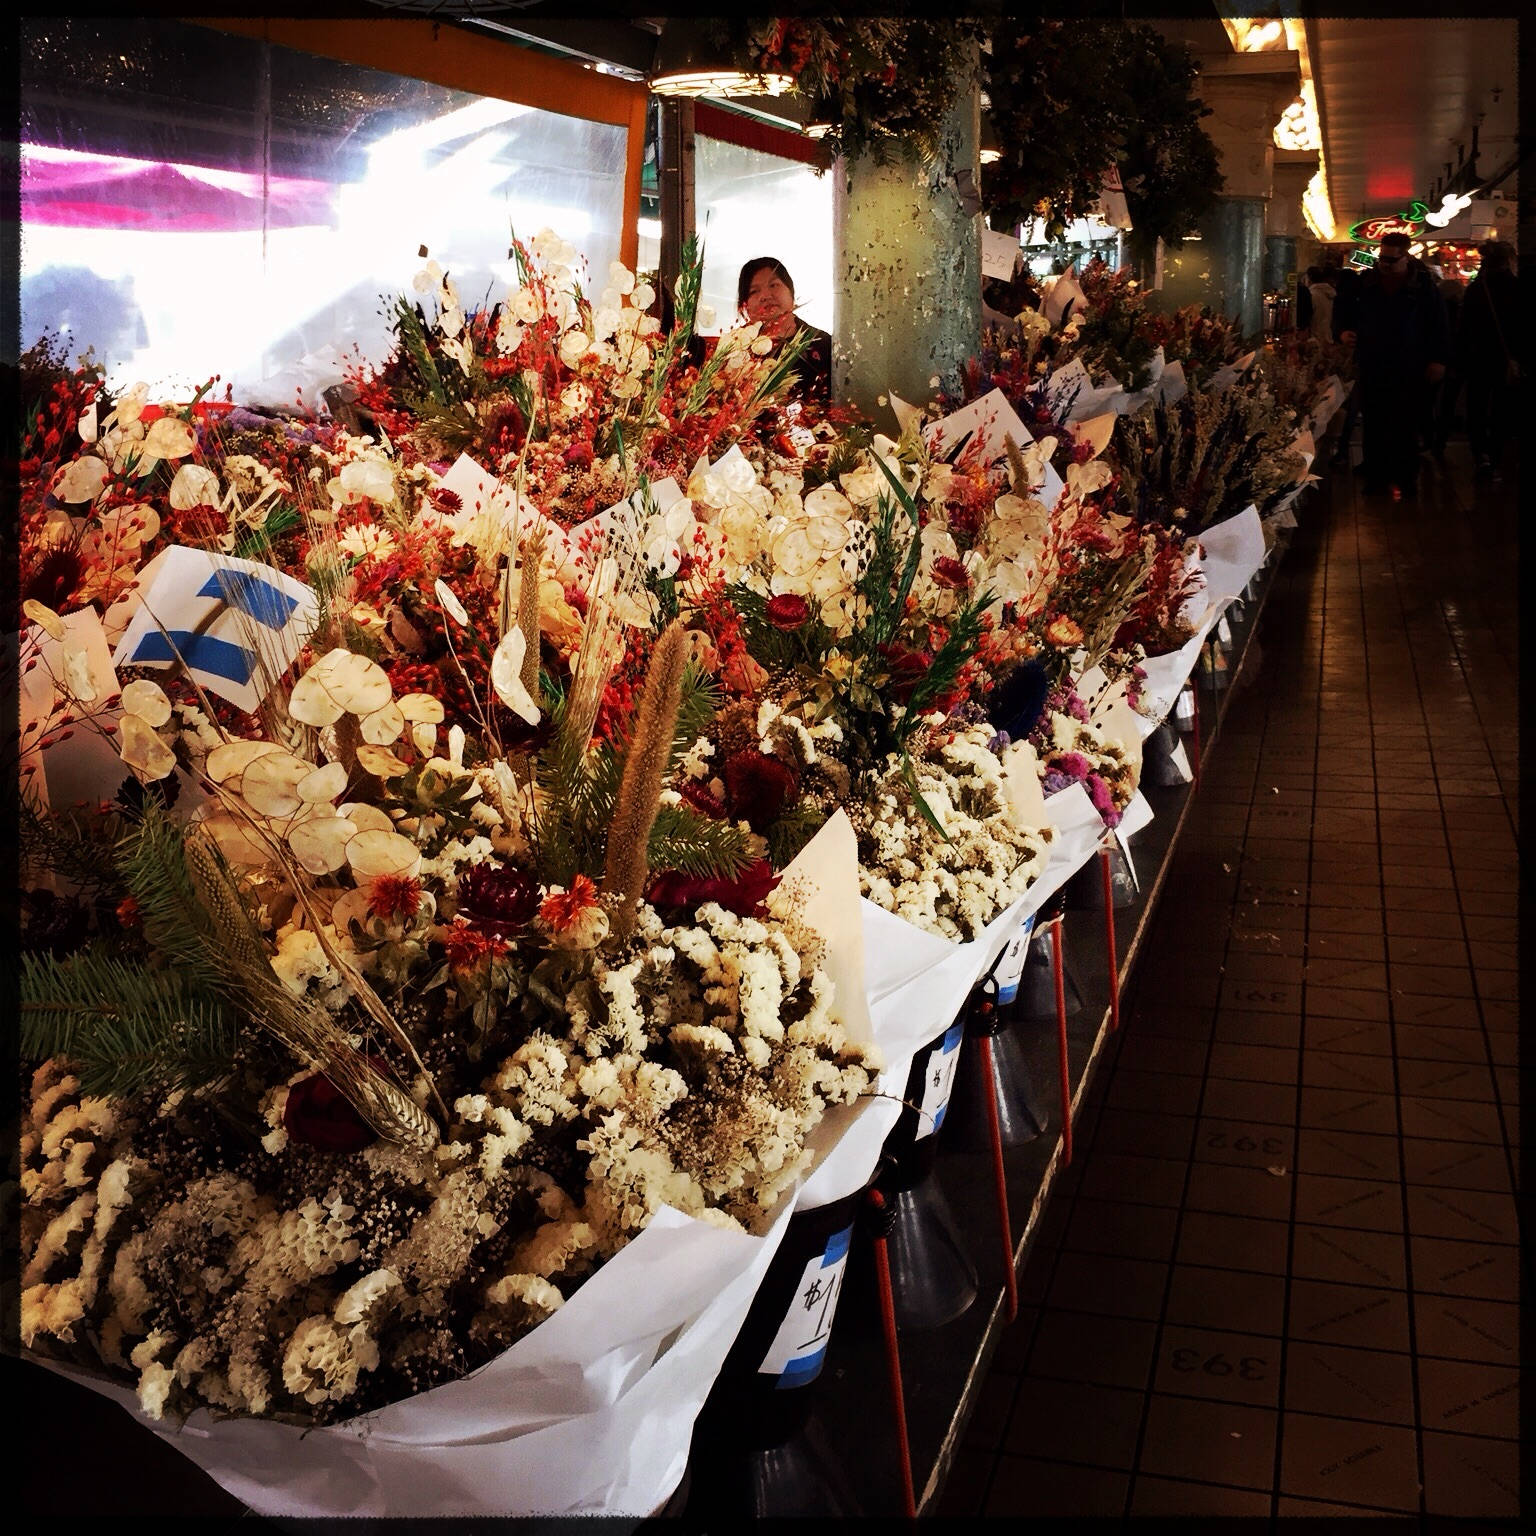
[20,946,235,1098]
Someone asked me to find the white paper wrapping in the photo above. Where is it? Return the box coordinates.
[1044,355,1123,423]
[1105,346,1165,416]
[27,811,880,1515]
[1134,613,1217,732]
[1156,359,1188,405]
[38,1200,795,1518]
[1118,787,1155,841]
[859,780,1106,1060]
[1308,374,1346,437]
[1193,505,1266,614]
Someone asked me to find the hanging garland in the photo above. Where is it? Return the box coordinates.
[714,16,987,166]
[981,19,1222,249]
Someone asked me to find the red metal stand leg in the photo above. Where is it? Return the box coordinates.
[1101,844,1121,1034]
[866,1188,917,1520]
[976,1035,1019,1324]
[1050,920,1073,1167]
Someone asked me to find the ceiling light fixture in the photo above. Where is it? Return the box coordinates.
[649,20,791,98]
[1221,17,1287,53]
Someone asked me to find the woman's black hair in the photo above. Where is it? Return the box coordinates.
[737,257,795,311]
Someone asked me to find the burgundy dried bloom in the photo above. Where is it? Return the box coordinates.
[647,857,781,919]
[457,863,541,939]
[930,556,970,590]
[429,487,463,515]
[282,1059,385,1152]
[723,748,800,833]
[679,778,728,819]
[765,593,810,631]
[876,641,930,704]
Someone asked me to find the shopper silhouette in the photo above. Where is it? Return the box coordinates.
[1459,240,1520,483]
[1335,232,1449,498]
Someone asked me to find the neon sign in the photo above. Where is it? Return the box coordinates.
[1348,202,1427,242]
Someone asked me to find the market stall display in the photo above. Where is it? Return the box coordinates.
[17,221,1345,1517]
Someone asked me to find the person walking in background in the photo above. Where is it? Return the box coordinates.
[1328,259,1364,469]
[1335,231,1450,498]
[1421,245,1464,460]
[1303,264,1338,346]
[1459,240,1520,483]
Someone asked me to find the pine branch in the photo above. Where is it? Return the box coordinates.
[669,662,721,777]
[766,801,827,870]
[20,946,235,1098]
[648,803,755,880]
[20,800,127,901]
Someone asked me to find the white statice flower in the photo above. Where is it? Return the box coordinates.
[857,726,1055,941]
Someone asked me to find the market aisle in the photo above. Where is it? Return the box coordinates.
[940,441,1522,1519]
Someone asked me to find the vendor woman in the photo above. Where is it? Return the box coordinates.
[737,257,831,405]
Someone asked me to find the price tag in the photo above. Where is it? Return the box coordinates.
[994,912,1037,1008]
[915,1019,965,1142]
[759,1224,853,1387]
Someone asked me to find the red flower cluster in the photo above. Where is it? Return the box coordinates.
[441,921,509,970]
[457,864,540,938]
[647,857,780,919]
[367,873,424,923]
[723,749,800,833]
[540,872,601,934]
[282,1060,385,1153]
[766,593,810,630]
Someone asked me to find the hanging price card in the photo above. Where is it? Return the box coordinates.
[758,1224,854,1387]
[915,1020,966,1143]
[993,912,1037,1008]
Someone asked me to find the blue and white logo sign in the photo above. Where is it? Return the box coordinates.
[916,1019,965,1142]
[994,911,1037,1008]
[111,547,320,713]
[758,1223,853,1389]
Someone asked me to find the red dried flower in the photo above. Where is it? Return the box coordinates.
[765,593,810,631]
[429,487,463,514]
[723,749,800,833]
[367,873,423,922]
[115,896,141,929]
[540,872,602,934]
[441,921,509,970]
[647,857,781,919]
[679,778,728,819]
[876,642,931,703]
[282,1059,384,1152]
[457,864,540,938]
[931,556,970,590]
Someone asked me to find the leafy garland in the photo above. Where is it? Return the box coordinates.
[714,16,987,166]
[981,18,1223,251]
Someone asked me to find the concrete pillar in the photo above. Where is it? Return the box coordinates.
[1267,150,1320,302]
[832,43,981,417]
[1160,50,1300,338]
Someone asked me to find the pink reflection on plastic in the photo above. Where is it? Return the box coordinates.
[22,143,337,231]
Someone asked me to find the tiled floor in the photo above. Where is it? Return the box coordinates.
[940,437,1523,1519]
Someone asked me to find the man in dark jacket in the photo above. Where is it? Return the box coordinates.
[1459,240,1520,481]
[1336,231,1450,496]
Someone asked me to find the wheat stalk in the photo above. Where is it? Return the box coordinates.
[516,525,546,696]
[602,620,692,943]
